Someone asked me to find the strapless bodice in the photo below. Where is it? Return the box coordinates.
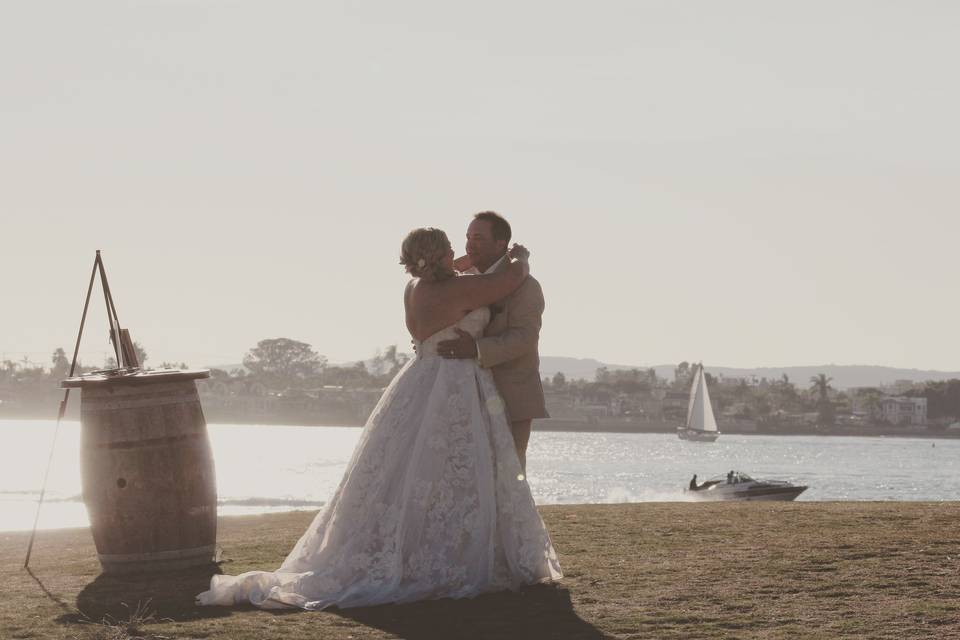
[414,307,490,358]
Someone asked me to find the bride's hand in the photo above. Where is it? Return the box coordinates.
[508,243,529,262]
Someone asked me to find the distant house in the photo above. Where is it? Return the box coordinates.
[879,396,927,426]
[895,379,917,393]
[721,401,751,418]
[718,375,760,387]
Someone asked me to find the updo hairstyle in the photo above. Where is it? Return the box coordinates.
[400,227,455,280]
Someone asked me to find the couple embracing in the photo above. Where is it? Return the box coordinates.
[197,211,562,610]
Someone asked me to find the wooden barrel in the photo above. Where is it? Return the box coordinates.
[62,369,216,574]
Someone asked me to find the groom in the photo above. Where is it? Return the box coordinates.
[437,211,548,472]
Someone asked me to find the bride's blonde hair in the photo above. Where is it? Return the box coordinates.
[400,227,454,280]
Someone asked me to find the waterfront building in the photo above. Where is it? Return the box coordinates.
[718,374,761,387]
[878,396,927,425]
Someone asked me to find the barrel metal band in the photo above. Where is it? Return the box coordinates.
[81,396,202,411]
[96,431,207,450]
[97,544,216,563]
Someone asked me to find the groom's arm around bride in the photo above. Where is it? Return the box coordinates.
[438,212,549,472]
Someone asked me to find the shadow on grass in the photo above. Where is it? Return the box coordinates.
[55,563,231,625]
[51,568,609,639]
[331,583,613,640]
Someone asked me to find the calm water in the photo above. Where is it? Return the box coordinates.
[2,419,957,532]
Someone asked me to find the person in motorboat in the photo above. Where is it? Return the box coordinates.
[687,471,807,501]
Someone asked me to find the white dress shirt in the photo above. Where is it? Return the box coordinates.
[464,254,508,276]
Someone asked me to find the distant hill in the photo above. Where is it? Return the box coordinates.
[539,357,624,382]
[539,357,960,390]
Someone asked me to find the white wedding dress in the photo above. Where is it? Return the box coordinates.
[197,307,562,610]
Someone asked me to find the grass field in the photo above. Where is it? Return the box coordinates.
[2,502,958,639]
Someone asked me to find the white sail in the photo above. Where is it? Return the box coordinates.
[685,366,700,428]
[685,365,718,433]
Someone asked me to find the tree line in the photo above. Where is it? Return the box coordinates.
[544,362,960,425]
[0,338,411,392]
[4,348,960,423]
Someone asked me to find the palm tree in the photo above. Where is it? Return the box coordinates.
[809,373,832,397]
[772,374,798,412]
[809,374,835,426]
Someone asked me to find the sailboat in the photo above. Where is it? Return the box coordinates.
[677,364,720,442]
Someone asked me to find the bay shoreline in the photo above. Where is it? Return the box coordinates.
[4,408,959,440]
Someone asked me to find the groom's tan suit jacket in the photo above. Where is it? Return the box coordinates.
[476,259,549,422]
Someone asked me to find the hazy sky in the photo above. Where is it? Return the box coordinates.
[2,1,958,372]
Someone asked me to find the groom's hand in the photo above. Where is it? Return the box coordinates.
[438,329,478,359]
[453,254,472,272]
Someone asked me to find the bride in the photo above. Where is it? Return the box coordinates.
[196,227,562,610]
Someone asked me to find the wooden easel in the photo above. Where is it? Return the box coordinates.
[23,251,139,568]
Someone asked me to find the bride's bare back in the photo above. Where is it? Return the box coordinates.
[405,260,528,342]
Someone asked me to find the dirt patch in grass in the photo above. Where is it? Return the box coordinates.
[2,503,958,639]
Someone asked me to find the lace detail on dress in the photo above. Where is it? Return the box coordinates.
[196,307,561,610]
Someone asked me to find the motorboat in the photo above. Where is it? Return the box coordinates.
[685,471,807,501]
[677,364,720,442]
